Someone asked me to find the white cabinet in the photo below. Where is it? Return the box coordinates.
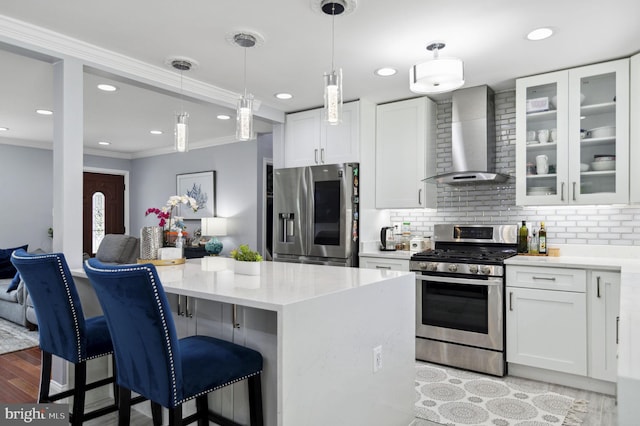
[359,255,409,271]
[283,101,360,167]
[588,271,621,382]
[375,97,437,209]
[630,53,640,203]
[516,59,629,205]
[506,266,587,375]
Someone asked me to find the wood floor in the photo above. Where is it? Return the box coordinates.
[0,346,41,403]
[0,347,618,425]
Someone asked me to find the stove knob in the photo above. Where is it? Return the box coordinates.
[427,263,438,272]
[448,264,458,273]
[469,265,478,274]
[418,262,428,270]
[481,265,492,275]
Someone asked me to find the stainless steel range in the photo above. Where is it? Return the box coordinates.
[411,224,518,376]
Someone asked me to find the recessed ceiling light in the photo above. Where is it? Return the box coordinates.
[149,130,163,135]
[375,67,397,77]
[527,27,554,41]
[217,114,231,120]
[98,141,111,146]
[97,83,118,92]
[274,93,293,100]
[0,127,8,131]
[36,109,53,115]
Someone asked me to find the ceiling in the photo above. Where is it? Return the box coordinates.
[0,0,638,158]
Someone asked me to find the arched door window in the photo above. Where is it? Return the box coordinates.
[92,192,105,253]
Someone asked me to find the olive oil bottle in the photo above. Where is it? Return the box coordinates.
[539,222,547,255]
[518,221,528,254]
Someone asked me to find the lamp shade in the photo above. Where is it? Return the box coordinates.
[201,217,228,236]
[409,58,464,94]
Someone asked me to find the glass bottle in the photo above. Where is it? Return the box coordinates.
[530,227,539,255]
[518,221,528,254]
[539,222,547,255]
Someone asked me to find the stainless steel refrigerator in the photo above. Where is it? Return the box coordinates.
[273,163,359,266]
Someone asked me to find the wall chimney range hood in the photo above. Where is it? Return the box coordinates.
[424,85,510,184]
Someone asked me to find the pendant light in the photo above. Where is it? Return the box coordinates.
[322,0,345,125]
[234,33,256,141]
[409,42,464,94]
[171,59,192,152]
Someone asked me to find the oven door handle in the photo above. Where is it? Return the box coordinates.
[415,274,502,287]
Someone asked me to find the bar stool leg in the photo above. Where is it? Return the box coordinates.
[195,395,208,426]
[38,351,53,403]
[151,401,163,426]
[118,387,131,426]
[71,362,87,426]
[248,375,264,426]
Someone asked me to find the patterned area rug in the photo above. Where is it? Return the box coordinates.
[0,318,39,355]
[415,362,588,426]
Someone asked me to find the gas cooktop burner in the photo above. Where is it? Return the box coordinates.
[411,248,517,264]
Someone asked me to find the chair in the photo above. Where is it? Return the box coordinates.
[83,258,264,426]
[10,249,125,425]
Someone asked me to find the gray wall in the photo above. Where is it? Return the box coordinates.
[1,139,263,256]
[391,90,640,246]
[131,140,260,256]
[0,144,54,251]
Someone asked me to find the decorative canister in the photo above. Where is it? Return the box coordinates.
[140,226,163,260]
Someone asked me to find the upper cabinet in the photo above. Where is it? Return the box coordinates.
[516,59,629,205]
[630,53,640,203]
[282,101,360,168]
[375,97,437,209]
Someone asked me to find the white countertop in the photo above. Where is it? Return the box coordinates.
[358,240,414,260]
[72,257,414,312]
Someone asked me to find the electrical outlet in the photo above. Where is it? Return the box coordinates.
[373,345,382,372]
[392,222,402,234]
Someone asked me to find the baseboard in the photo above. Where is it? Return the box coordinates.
[508,363,617,395]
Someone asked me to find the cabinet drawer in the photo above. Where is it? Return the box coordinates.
[506,266,586,292]
[359,256,409,271]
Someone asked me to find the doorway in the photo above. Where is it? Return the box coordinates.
[83,172,125,256]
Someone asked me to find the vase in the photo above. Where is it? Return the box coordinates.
[234,260,261,276]
[140,226,163,259]
[205,237,223,255]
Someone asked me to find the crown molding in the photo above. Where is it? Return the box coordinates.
[0,14,283,121]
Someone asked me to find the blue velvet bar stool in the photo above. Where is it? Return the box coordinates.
[83,258,264,426]
[9,249,136,426]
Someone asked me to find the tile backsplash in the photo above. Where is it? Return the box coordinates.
[391,90,640,246]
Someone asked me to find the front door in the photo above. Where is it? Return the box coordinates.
[83,172,125,256]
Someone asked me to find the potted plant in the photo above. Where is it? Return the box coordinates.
[230,244,263,276]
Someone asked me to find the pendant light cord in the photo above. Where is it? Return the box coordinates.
[180,70,184,114]
[243,47,248,98]
[330,3,336,71]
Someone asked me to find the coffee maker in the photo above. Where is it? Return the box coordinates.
[380,227,396,251]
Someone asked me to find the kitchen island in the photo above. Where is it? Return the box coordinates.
[72,258,416,426]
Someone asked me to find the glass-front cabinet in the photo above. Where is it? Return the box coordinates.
[516,59,629,205]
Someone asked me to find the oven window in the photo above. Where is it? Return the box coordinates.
[313,180,340,245]
[422,281,489,334]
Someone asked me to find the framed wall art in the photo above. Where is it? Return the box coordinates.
[176,171,216,219]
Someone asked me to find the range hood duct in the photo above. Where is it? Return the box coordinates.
[424,85,510,184]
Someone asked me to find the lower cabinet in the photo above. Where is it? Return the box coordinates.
[506,281,587,375]
[588,270,621,382]
[359,255,409,271]
[167,295,277,425]
[506,265,621,383]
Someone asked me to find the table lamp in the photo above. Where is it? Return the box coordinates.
[201,217,228,256]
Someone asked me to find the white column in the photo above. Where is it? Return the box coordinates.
[52,58,83,268]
